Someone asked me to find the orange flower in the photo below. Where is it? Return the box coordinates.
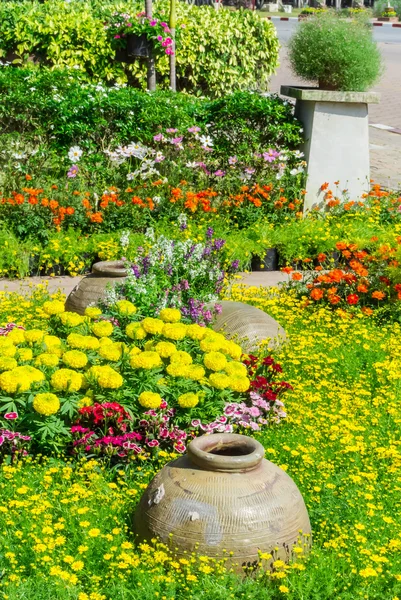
[51,185,58,190]
[371,291,385,300]
[288,203,295,210]
[82,199,91,209]
[49,200,59,211]
[41,198,49,207]
[291,272,302,281]
[73,191,81,196]
[25,174,32,181]
[65,207,75,215]
[320,182,329,191]
[357,284,368,293]
[335,242,347,251]
[281,266,293,274]
[310,288,324,301]
[362,307,374,316]
[90,212,103,223]
[317,253,327,263]
[329,295,341,305]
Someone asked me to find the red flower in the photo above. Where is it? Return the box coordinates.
[346,294,359,305]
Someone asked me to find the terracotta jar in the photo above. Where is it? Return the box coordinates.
[134,434,311,569]
[65,261,128,315]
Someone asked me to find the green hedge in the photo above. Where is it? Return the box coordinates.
[0,0,279,96]
[0,68,302,154]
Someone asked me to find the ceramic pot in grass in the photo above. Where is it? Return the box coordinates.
[134,433,311,571]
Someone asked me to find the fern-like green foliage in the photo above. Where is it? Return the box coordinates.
[288,13,383,91]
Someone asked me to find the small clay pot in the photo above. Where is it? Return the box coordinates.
[133,433,311,570]
[64,261,128,315]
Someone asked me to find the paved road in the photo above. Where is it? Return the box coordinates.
[271,21,401,188]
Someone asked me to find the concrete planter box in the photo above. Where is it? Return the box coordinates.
[266,3,279,10]
[282,4,293,12]
[281,86,380,213]
[378,16,399,21]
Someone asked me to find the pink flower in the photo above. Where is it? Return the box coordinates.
[149,19,158,26]
[147,439,160,447]
[166,128,178,134]
[164,37,173,45]
[157,35,163,42]
[160,21,167,27]
[0,436,4,446]
[153,133,165,142]
[114,34,121,39]
[214,170,225,177]
[4,412,18,420]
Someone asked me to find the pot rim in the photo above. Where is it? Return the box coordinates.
[187,433,265,472]
[92,260,128,277]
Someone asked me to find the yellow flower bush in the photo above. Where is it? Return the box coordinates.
[0,357,17,371]
[43,300,65,316]
[67,333,100,351]
[155,341,176,358]
[142,317,164,335]
[115,300,137,316]
[33,392,60,416]
[138,391,163,409]
[84,306,102,319]
[86,365,123,389]
[130,351,163,370]
[60,312,85,328]
[203,351,227,372]
[162,323,187,340]
[51,369,83,392]
[0,365,44,393]
[7,328,25,345]
[208,373,230,389]
[35,353,60,368]
[170,350,193,365]
[125,322,147,340]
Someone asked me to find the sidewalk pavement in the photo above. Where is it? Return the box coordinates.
[0,272,289,297]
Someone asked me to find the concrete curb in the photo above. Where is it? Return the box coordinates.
[372,21,401,26]
[265,16,401,27]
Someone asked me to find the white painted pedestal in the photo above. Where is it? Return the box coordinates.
[281,86,380,213]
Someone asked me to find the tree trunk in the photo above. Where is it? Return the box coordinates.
[145,0,156,91]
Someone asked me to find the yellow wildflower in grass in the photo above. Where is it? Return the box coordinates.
[63,350,88,369]
[138,391,163,409]
[84,307,102,319]
[159,308,181,323]
[162,323,187,340]
[35,353,60,368]
[130,351,162,370]
[92,321,114,338]
[59,312,85,328]
[42,300,65,316]
[115,300,137,316]
[155,341,177,358]
[203,351,227,372]
[125,322,147,340]
[50,368,83,392]
[170,350,193,365]
[141,317,165,335]
[86,366,123,389]
[178,392,199,408]
[33,393,60,416]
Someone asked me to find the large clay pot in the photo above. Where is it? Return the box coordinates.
[65,261,128,315]
[211,301,286,353]
[134,434,311,569]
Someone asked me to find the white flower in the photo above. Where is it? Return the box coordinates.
[145,228,155,241]
[186,161,198,168]
[290,167,304,176]
[153,196,162,204]
[68,146,83,162]
[199,135,213,147]
[120,230,130,249]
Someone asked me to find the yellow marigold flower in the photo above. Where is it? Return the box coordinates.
[67,333,100,351]
[92,321,113,338]
[225,341,243,361]
[0,357,17,372]
[200,337,225,353]
[59,312,85,328]
[203,351,227,372]
[178,392,199,408]
[166,363,189,378]
[51,369,83,392]
[162,323,187,340]
[129,346,141,356]
[186,364,206,381]
[43,300,65,316]
[229,376,250,393]
[225,362,247,377]
[33,393,60,416]
[0,337,17,358]
[142,317,165,335]
[6,328,25,345]
[209,373,230,389]
[86,365,123,389]
[35,353,60,368]
[84,307,102,319]
[186,323,208,341]
[98,344,122,362]
[17,348,33,362]
[45,345,64,358]
[43,335,62,348]
[159,308,181,323]
[170,350,193,366]
[99,336,113,347]
[126,322,147,340]
[63,350,88,369]
[78,396,93,408]
[0,366,44,393]
[138,391,163,409]
[115,300,137,316]
[155,341,176,358]
[130,351,162,370]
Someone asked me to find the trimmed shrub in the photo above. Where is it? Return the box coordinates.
[0,0,279,96]
[288,13,382,91]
